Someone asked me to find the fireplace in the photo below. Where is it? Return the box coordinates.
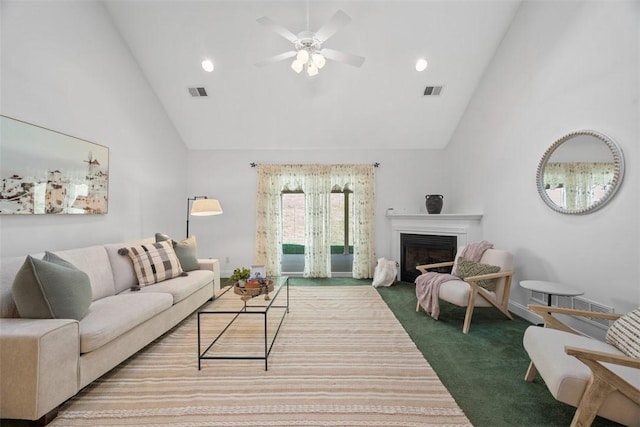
[400,234,457,282]
[387,213,482,282]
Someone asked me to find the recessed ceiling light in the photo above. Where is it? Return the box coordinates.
[416,58,428,72]
[201,59,214,72]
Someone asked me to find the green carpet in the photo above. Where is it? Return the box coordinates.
[217,277,621,426]
[376,281,621,427]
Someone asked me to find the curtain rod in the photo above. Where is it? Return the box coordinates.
[250,162,380,168]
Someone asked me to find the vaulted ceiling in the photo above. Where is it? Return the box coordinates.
[105,1,521,150]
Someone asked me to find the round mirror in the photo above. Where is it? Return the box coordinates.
[536,130,624,214]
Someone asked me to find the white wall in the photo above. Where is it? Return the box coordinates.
[0,1,188,257]
[187,149,449,277]
[445,1,639,321]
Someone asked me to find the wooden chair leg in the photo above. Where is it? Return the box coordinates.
[524,361,537,382]
[461,288,478,334]
[462,305,474,334]
[416,300,421,312]
[570,376,616,427]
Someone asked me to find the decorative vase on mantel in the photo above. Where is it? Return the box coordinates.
[425,194,443,214]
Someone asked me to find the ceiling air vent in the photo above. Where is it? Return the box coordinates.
[423,86,443,96]
[188,87,208,97]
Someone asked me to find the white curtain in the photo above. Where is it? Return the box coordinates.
[330,164,376,279]
[255,164,376,279]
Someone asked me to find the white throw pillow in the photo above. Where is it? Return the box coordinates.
[372,258,397,287]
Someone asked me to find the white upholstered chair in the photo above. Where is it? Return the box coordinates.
[523,305,640,427]
[415,246,514,333]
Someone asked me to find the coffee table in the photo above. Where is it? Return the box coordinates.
[197,276,289,370]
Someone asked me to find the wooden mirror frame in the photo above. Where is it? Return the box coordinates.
[536,130,625,215]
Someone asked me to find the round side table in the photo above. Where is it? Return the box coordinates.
[520,280,584,306]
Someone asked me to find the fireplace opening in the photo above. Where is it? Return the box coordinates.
[400,234,457,282]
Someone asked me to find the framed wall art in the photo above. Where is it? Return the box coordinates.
[0,115,109,214]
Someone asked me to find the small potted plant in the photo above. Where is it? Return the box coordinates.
[228,267,251,287]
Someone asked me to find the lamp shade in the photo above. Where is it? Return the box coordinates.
[191,198,223,216]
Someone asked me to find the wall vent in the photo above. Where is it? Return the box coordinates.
[423,86,443,96]
[527,293,615,330]
[188,87,208,97]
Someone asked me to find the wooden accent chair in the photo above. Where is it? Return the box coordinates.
[523,305,640,427]
[415,247,514,333]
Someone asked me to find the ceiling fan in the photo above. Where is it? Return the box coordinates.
[255,9,365,77]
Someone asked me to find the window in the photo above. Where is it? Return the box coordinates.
[255,164,375,279]
[330,191,354,255]
[281,191,353,273]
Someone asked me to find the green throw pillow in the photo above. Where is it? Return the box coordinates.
[455,257,501,291]
[155,233,199,272]
[11,252,92,320]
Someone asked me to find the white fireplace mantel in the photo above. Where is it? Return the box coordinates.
[386,213,483,264]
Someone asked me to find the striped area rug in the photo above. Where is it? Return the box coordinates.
[52,286,471,427]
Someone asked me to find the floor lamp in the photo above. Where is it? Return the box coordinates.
[186,196,223,238]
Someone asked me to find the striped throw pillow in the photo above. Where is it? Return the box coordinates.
[606,307,640,359]
[123,241,183,286]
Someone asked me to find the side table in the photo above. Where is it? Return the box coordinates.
[520,280,584,306]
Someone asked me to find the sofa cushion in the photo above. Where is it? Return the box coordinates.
[50,245,116,301]
[79,292,173,353]
[120,269,213,304]
[104,238,153,294]
[121,241,184,287]
[606,307,640,358]
[155,233,199,272]
[11,254,92,320]
[1,256,28,318]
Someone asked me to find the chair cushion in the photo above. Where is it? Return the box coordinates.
[439,280,496,307]
[606,307,640,358]
[523,326,640,426]
[12,253,92,320]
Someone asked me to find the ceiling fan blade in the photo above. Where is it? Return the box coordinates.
[314,10,351,43]
[320,48,365,68]
[254,51,297,67]
[256,16,298,43]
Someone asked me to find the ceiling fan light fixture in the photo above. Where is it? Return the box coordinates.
[291,59,304,73]
[312,53,326,69]
[296,49,309,63]
[255,9,365,77]
[307,63,319,77]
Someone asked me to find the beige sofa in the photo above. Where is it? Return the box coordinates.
[0,238,220,424]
